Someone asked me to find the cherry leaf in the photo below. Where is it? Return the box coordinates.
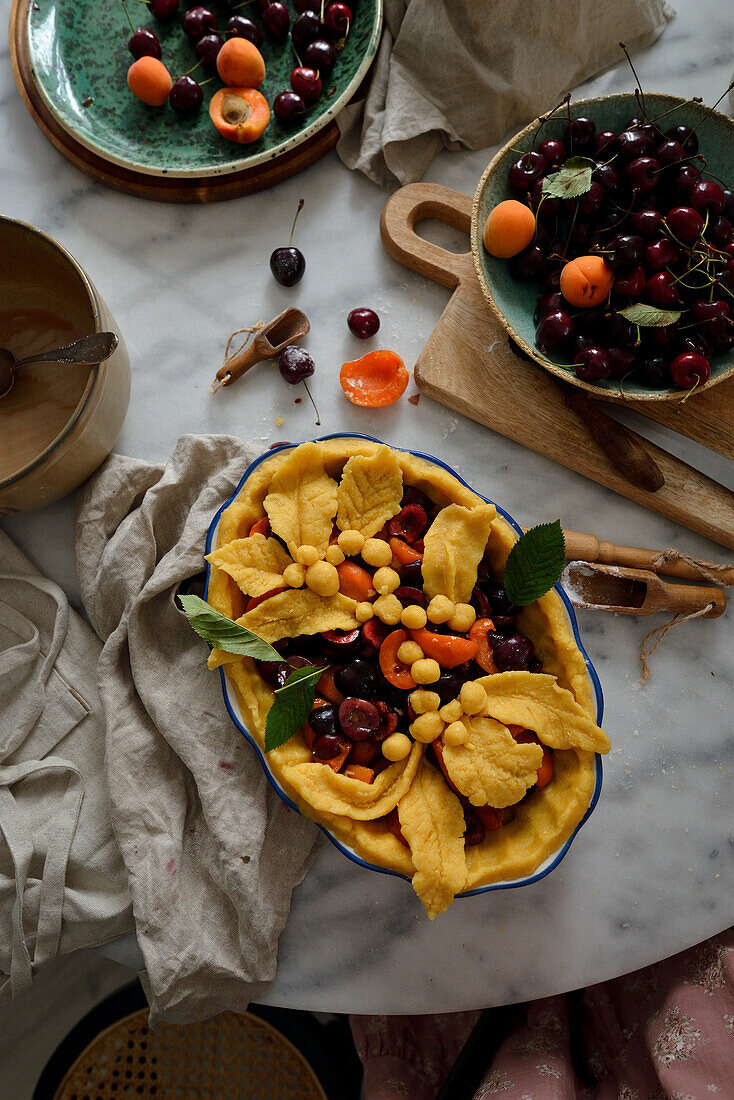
[541,157,595,200]
[617,304,683,327]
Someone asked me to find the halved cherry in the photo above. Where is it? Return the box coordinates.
[408,627,478,668]
[379,629,416,690]
[388,504,428,544]
[475,805,504,831]
[394,585,426,608]
[248,517,271,537]
[322,628,361,654]
[362,618,391,651]
[373,701,398,742]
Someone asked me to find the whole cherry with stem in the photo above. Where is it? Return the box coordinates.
[270,199,306,287]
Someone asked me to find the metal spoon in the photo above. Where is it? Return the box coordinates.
[0,331,119,399]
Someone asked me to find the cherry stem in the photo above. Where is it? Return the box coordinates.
[180,58,203,78]
[690,81,734,138]
[289,199,305,246]
[619,42,646,120]
[303,379,320,425]
[291,40,304,66]
[647,97,703,126]
[121,0,136,34]
[531,92,570,151]
[678,373,703,404]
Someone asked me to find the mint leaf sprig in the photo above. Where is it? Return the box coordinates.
[180,593,325,753]
[503,521,566,607]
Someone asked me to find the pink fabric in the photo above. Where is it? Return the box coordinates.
[351,928,734,1099]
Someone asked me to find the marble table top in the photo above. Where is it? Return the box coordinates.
[2,0,733,1014]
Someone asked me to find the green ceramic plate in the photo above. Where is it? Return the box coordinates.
[471,93,734,401]
[25,0,382,178]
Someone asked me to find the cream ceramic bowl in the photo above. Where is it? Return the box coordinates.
[0,216,130,515]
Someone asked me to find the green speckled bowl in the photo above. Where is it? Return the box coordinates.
[471,93,734,402]
[25,0,382,178]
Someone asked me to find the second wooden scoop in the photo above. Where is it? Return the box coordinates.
[212,308,310,391]
[562,561,726,618]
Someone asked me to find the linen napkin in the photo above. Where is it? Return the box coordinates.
[0,530,133,996]
[336,0,675,190]
[75,435,325,1026]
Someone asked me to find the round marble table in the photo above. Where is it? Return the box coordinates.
[2,0,733,1014]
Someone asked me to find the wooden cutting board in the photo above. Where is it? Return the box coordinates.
[380,183,734,551]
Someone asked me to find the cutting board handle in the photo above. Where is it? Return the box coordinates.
[380,183,473,290]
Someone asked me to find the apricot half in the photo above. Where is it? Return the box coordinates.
[483,199,536,258]
[209,87,270,144]
[216,38,265,88]
[560,255,613,308]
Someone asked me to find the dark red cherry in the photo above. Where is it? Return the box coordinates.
[334,659,377,698]
[462,806,485,847]
[689,180,725,215]
[262,1,290,42]
[324,1,351,37]
[195,32,224,70]
[615,129,652,161]
[226,15,263,44]
[533,292,564,325]
[270,246,306,286]
[529,179,561,218]
[605,234,644,272]
[594,129,616,155]
[563,116,595,151]
[309,705,339,740]
[625,156,660,193]
[278,345,314,383]
[626,117,659,143]
[507,151,548,192]
[645,237,679,272]
[607,347,639,378]
[313,732,349,760]
[645,271,680,307]
[290,66,322,104]
[388,504,428,543]
[655,139,685,167]
[672,164,702,198]
[338,698,380,741]
[670,352,710,388]
[710,216,733,246]
[631,208,665,237]
[493,632,535,671]
[169,75,203,117]
[573,346,611,382]
[148,0,178,19]
[536,309,573,350]
[347,308,380,339]
[580,181,606,215]
[322,629,362,655]
[640,356,670,388]
[510,243,548,281]
[273,91,306,124]
[128,27,162,58]
[691,299,730,337]
[291,10,320,49]
[665,124,698,154]
[613,266,646,297]
[667,206,704,244]
[537,138,566,166]
[592,163,619,194]
[181,5,217,39]
[303,38,337,76]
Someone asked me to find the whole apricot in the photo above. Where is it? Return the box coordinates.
[483,199,536,258]
[127,56,172,106]
[559,255,613,308]
[216,37,265,88]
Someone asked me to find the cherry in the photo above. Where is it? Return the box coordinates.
[655,139,685,167]
[278,345,314,383]
[689,179,725,215]
[347,308,380,339]
[295,0,318,9]
[313,732,349,760]
[181,5,217,40]
[563,116,595,151]
[672,164,702,198]
[607,347,638,377]
[533,291,563,325]
[645,271,680,307]
[666,125,698,154]
[271,199,306,286]
[388,504,428,543]
[334,659,377,698]
[691,299,730,336]
[594,129,616,155]
[645,237,679,272]
[574,346,611,381]
[537,138,566,166]
[303,38,337,76]
[292,10,320,49]
[640,356,670,387]
[128,27,162,60]
[262,2,290,42]
[631,208,664,237]
[338,698,380,741]
[290,66,322,105]
[613,266,646,297]
[507,151,548,192]
[580,181,606,215]
[592,163,619,195]
[615,129,652,161]
[605,234,644,272]
[169,75,203,117]
[606,312,637,347]
[148,0,178,19]
[509,243,548,281]
[670,352,710,388]
[536,309,573,350]
[324,1,352,38]
[710,216,733,246]
[226,15,262,44]
[677,335,711,358]
[530,179,561,218]
[195,32,224,70]
[626,117,659,143]
[625,156,660,194]
[274,91,306,124]
[492,633,535,671]
[723,189,734,220]
[666,206,704,244]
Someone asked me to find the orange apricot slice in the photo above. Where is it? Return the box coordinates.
[209,87,270,144]
[560,255,613,308]
[127,56,172,107]
[340,350,409,408]
[216,38,265,88]
[483,199,536,258]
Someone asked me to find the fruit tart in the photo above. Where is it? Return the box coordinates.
[203,438,610,918]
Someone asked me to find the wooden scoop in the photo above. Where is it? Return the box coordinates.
[212,308,310,392]
[562,561,726,617]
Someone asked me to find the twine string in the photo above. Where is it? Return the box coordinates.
[650,546,734,587]
[210,321,265,394]
[640,603,715,682]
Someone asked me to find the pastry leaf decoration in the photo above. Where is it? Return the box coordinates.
[541,157,595,200]
[503,521,566,607]
[617,304,683,327]
[179,594,282,661]
[265,665,326,753]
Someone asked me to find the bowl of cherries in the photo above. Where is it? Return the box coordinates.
[471,92,734,399]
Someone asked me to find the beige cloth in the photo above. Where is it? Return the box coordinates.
[0,531,133,996]
[75,435,325,1026]
[337,0,675,189]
